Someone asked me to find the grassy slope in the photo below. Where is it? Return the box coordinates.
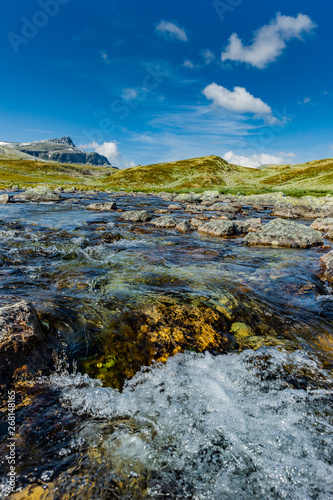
[103,155,333,194]
[0,153,332,195]
[0,156,112,189]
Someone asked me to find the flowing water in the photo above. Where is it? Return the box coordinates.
[0,191,332,499]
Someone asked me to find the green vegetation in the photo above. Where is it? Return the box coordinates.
[103,155,333,194]
[0,156,112,190]
[0,153,333,196]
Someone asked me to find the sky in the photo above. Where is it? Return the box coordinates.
[0,0,332,168]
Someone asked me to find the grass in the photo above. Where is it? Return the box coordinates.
[0,154,333,197]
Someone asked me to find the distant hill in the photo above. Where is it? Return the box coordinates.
[0,137,115,167]
[103,155,333,192]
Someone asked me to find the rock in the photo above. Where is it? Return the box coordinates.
[0,301,47,380]
[168,204,182,210]
[273,197,333,219]
[190,218,206,228]
[185,204,205,212]
[173,193,201,203]
[244,218,324,248]
[324,230,333,240]
[13,186,61,202]
[310,217,333,231]
[154,209,171,214]
[87,202,117,211]
[319,250,333,283]
[245,218,262,232]
[54,187,64,193]
[208,203,240,213]
[150,216,177,228]
[0,194,9,203]
[175,220,193,233]
[198,220,244,237]
[120,210,151,222]
[201,190,220,199]
[63,187,76,193]
[158,192,174,201]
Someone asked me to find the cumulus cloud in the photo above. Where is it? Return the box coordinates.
[156,21,188,42]
[202,83,276,122]
[223,151,286,168]
[79,141,135,168]
[222,13,316,69]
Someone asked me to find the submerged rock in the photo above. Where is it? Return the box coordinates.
[0,193,9,203]
[150,216,177,228]
[87,202,117,211]
[120,210,151,222]
[244,218,324,248]
[13,186,61,202]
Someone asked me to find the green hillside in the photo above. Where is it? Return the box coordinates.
[103,155,333,194]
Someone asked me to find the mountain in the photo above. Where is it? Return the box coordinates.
[103,155,333,193]
[0,137,114,167]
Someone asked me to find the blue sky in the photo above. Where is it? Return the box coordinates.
[0,0,332,168]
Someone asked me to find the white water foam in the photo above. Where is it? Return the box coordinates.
[51,348,333,499]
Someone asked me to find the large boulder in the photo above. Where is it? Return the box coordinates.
[13,186,61,202]
[0,193,9,203]
[273,197,333,219]
[150,216,177,228]
[244,218,324,248]
[175,220,193,233]
[120,210,151,222]
[87,202,117,211]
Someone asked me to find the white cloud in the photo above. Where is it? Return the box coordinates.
[121,88,139,100]
[201,49,215,65]
[79,141,135,168]
[202,83,277,122]
[100,50,110,64]
[156,21,188,42]
[279,151,296,158]
[183,60,199,69]
[131,134,154,144]
[221,13,316,69]
[223,151,285,168]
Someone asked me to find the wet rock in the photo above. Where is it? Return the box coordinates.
[310,217,333,231]
[319,250,333,283]
[13,186,61,202]
[150,216,177,228]
[208,203,239,214]
[273,197,333,219]
[120,210,151,222]
[155,209,171,214]
[244,218,324,248]
[168,204,182,210]
[0,193,9,203]
[198,219,251,237]
[87,202,117,211]
[176,220,193,233]
[185,204,205,212]
[190,218,206,228]
[0,301,47,380]
[324,230,333,240]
